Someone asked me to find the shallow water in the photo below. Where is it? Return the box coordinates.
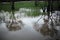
[0,9,60,40]
[0,16,46,40]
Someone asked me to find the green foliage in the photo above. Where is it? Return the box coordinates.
[38,1,48,8]
[1,2,11,11]
[26,8,42,17]
[1,1,48,11]
[0,1,48,17]
[31,11,41,17]
[15,1,35,10]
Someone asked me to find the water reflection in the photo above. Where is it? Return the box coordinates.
[6,20,23,31]
[0,17,44,40]
[0,9,60,40]
[33,16,60,40]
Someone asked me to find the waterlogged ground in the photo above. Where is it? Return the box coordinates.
[0,8,60,40]
[0,8,46,40]
[0,16,47,40]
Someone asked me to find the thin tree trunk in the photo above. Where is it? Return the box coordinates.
[47,1,50,19]
[35,0,38,7]
[11,1,15,20]
[0,1,2,11]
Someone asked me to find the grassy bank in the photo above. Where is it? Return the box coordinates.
[0,1,48,17]
[0,1,48,11]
